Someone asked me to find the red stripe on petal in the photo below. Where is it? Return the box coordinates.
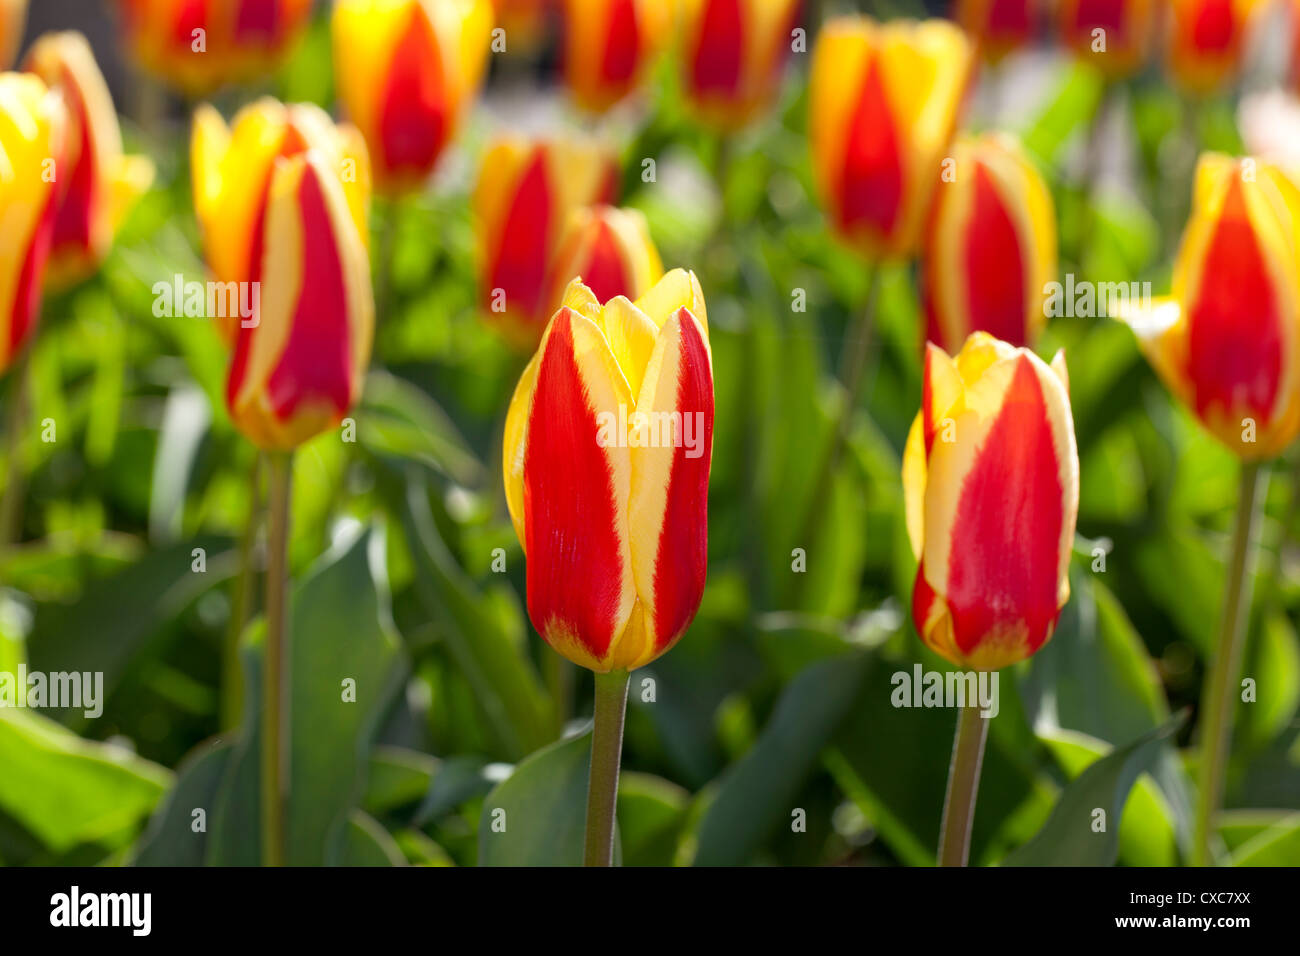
[264,167,354,420]
[235,0,281,42]
[10,185,59,357]
[576,219,631,305]
[599,0,641,90]
[1192,0,1235,53]
[988,0,1032,34]
[1073,0,1125,36]
[49,78,97,260]
[524,309,627,659]
[378,6,448,181]
[649,309,714,652]
[944,356,1064,657]
[172,0,209,49]
[489,151,552,321]
[838,57,902,236]
[963,163,1027,346]
[691,0,744,98]
[1187,178,1282,422]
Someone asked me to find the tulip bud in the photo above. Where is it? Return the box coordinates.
[333,0,493,193]
[0,0,27,70]
[559,0,668,113]
[114,0,315,95]
[0,72,65,373]
[1166,0,1261,96]
[23,33,154,289]
[192,98,371,341]
[225,151,374,450]
[1118,154,1300,460]
[922,134,1056,355]
[1056,0,1156,78]
[473,134,619,344]
[504,269,713,672]
[810,17,973,261]
[904,334,1079,670]
[953,0,1038,62]
[542,205,662,326]
[675,0,802,130]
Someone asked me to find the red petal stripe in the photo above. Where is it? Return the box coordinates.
[489,150,553,321]
[377,5,448,180]
[691,0,744,98]
[575,219,631,306]
[599,0,641,89]
[963,162,1028,346]
[838,56,903,236]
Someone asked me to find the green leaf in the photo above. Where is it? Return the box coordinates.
[358,370,483,487]
[133,738,233,866]
[693,651,869,866]
[336,810,406,866]
[1227,814,1300,865]
[618,772,688,867]
[0,709,170,854]
[363,745,437,819]
[1003,712,1187,866]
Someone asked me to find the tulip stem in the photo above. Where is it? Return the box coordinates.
[0,352,31,550]
[583,668,630,867]
[262,450,293,867]
[222,452,263,730]
[1193,459,1266,866]
[937,699,989,867]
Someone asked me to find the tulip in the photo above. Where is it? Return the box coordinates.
[22,33,154,289]
[114,0,315,95]
[504,268,713,673]
[0,71,64,373]
[0,0,26,71]
[332,0,493,193]
[224,150,374,451]
[542,205,662,326]
[1166,0,1261,96]
[492,0,552,54]
[921,133,1056,355]
[809,17,973,261]
[559,0,668,113]
[192,98,371,342]
[473,134,619,344]
[903,334,1078,670]
[953,0,1038,61]
[675,0,802,130]
[1056,0,1156,78]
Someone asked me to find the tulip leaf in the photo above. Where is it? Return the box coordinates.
[477,729,620,867]
[336,810,406,866]
[693,650,870,866]
[1002,711,1187,866]
[132,737,233,866]
[618,772,689,867]
[358,370,483,487]
[1227,814,1300,866]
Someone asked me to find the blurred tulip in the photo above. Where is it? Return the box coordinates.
[115,0,314,95]
[23,33,154,288]
[903,333,1078,670]
[225,150,374,450]
[1118,153,1300,460]
[192,98,371,341]
[473,134,619,344]
[542,205,662,326]
[675,0,802,129]
[1166,0,1261,96]
[333,0,493,193]
[492,0,552,54]
[953,0,1038,61]
[810,17,973,261]
[559,0,668,113]
[504,270,713,672]
[0,71,65,372]
[0,0,26,70]
[922,134,1056,355]
[1056,0,1156,77]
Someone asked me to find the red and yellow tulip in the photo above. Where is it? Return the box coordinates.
[492,0,552,54]
[542,205,662,328]
[809,17,973,261]
[559,0,668,113]
[1056,0,1156,78]
[1118,154,1300,460]
[224,150,374,450]
[952,0,1038,61]
[473,134,619,345]
[675,0,802,130]
[504,270,713,672]
[1166,0,1261,96]
[904,333,1079,670]
[0,72,64,372]
[23,33,154,288]
[333,0,493,194]
[192,98,371,342]
[114,0,314,95]
[922,133,1056,355]
[0,0,26,70]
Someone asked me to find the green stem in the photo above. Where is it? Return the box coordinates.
[1193,459,1266,866]
[583,669,630,867]
[937,699,989,867]
[1,352,31,550]
[222,452,263,730]
[261,450,293,867]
